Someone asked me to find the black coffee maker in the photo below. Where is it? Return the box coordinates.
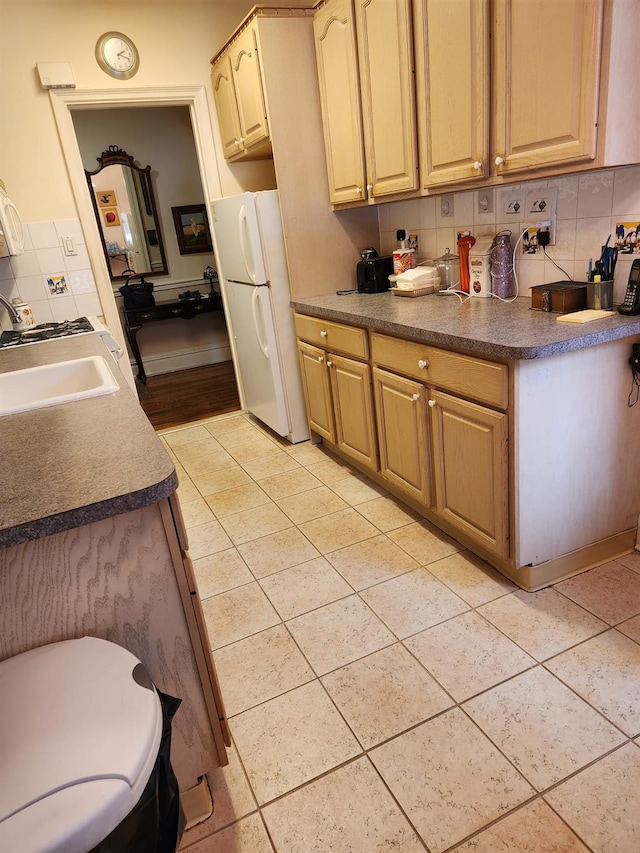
[357,247,394,293]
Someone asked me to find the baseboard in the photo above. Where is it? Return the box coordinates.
[127,345,232,378]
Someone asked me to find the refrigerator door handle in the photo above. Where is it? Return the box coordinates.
[238,204,258,284]
[252,287,269,358]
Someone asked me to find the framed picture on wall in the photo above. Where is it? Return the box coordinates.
[96,189,117,207]
[171,204,213,255]
[102,206,120,227]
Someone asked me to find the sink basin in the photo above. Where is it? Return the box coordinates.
[0,356,119,416]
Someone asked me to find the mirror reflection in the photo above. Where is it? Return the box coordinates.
[85,145,168,281]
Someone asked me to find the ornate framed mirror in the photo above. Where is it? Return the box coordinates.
[85,145,168,281]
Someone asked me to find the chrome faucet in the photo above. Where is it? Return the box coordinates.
[0,293,20,324]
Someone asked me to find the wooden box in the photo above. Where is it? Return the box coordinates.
[530,282,588,313]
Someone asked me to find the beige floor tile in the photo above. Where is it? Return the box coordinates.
[426,550,516,607]
[231,681,361,805]
[188,813,274,853]
[171,436,225,463]
[181,449,236,478]
[241,450,301,481]
[205,482,271,519]
[478,588,607,661]
[354,495,419,532]
[555,561,640,625]
[178,748,256,845]
[464,667,625,791]
[545,629,640,736]
[284,441,330,465]
[328,474,388,505]
[213,625,314,716]
[190,465,253,497]
[617,614,640,644]
[188,519,233,560]
[322,644,452,748]
[361,568,469,639]
[370,707,534,853]
[230,439,289,465]
[180,497,216,528]
[262,757,424,853]
[205,415,256,437]
[387,520,464,565]
[452,799,590,852]
[405,611,535,702]
[616,550,640,576]
[258,467,322,500]
[298,507,379,554]
[218,502,293,546]
[276,485,349,525]
[305,455,355,485]
[201,582,280,650]
[237,527,320,579]
[176,476,200,504]
[326,534,419,590]
[193,548,253,599]
[286,595,395,676]
[545,743,640,853]
[259,556,353,620]
[164,424,213,447]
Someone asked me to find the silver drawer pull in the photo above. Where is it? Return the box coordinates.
[418,359,429,369]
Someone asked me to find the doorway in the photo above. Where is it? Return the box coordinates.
[50,85,245,428]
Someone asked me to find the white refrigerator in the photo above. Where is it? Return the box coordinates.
[210,190,309,443]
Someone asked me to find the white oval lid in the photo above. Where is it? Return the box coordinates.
[0,637,163,852]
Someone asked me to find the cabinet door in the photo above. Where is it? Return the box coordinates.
[373,367,431,505]
[355,0,418,197]
[414,0,489,187]
[211,53,244,160]
[330,352,378,470]
[230,24,269,150]
[493,0,603,175]
[298,341,336,442]
[314,0,368,204]
[430,390,508,559]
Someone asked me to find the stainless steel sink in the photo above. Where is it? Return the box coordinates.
[0,356,119,416]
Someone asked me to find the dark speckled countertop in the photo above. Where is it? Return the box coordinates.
[0,334,176,549]
[291,293,640,359]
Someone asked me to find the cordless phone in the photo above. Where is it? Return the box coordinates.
[618,259,640,315]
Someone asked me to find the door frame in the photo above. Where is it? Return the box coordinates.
[49,85,242,401]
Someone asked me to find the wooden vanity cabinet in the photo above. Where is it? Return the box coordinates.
[313,0,418,204]
[295,314,378,472]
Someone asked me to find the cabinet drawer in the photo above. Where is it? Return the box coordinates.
[294,313,368,359]
[371,333,508,409]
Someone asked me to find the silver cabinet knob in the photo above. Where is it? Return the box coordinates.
[327,360,333,367]
[320,330,327,337]
[473,161,483,170]
[428,399,436,408]
[418,359,429,369]
[494,155,505,166]
[356,186,362,195]
[366,183,373,192]
[412,393,420,401]
[317,356,324,363]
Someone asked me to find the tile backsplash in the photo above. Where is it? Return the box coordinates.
[378,165,640,305]
[0,218,101,331]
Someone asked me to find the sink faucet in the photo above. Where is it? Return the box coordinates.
[0,294,20,324]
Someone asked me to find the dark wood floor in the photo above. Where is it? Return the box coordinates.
[137,361,241,430]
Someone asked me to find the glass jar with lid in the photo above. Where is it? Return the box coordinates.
[434,249,461,291]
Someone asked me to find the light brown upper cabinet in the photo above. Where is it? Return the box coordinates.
[314,0,418,204]
[211,21,271,161]
[414,0,490,188]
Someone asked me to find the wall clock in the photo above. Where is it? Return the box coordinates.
[95,32,140,80]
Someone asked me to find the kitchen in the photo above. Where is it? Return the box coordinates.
[2,1,640,851]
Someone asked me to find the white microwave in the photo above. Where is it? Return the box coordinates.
[0,184,25,257]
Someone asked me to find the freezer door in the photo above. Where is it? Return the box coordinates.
[224,280,290,436]
[210,193,266,285]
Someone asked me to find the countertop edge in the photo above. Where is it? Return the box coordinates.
[0,469,179,550]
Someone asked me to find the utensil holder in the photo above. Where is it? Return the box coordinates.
[587,280,613,310]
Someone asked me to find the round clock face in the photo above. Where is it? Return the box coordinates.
[96,32,139,80]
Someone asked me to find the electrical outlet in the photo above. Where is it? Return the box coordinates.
[477,189,494,215]
[522,220,554,253]
[440,194,454,218]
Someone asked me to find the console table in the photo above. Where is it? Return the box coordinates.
[123,295,223,384]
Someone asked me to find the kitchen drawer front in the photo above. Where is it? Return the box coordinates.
[294,313,368,359]
[371,333,508,409]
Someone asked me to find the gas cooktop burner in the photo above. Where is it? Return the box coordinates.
[0,317,94,349]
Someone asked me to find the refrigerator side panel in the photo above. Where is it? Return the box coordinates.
[255,191,309,443]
